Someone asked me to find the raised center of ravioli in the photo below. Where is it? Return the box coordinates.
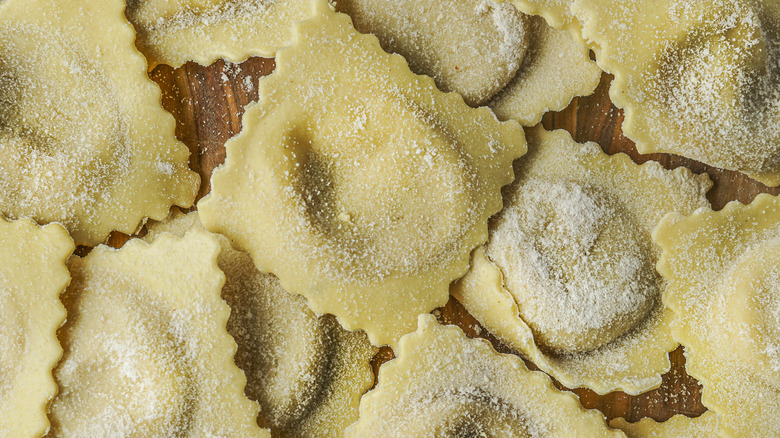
[286,97,478,281]
[336,0,529,107]
[0,26,129,222]
[232,271,331,429]
[401,387,540,438]
[53,281,194,436]
[0,289,23,401]
[487,180,657,354]
[654,1,780,172]
[724,236,780,387]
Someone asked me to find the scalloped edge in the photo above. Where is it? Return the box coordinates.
[653,192,780,438]
[453,126,712,395]
[0,217,73,437]
[345,314,620,437]
[200,0,526,348]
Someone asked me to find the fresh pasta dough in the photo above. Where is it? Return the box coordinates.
[345,314,621,437]
[198,0,526,348]
[0,0,199,245]
[0,218,73,438]
[572,0,780,185]
[335,0,599,124]
[488,13,601,125]
[334,0,530,107]
[145,210,376,437]
[49,230,268,437]
[453,127,711,394]
[654,193,780,437]
[610,412,719,438]
[125,0,313,68]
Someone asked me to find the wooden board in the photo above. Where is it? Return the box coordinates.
[137,56,778,425]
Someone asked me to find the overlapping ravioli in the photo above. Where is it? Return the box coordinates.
[572,0,780,185]
[654,193,780,437]
[125,0,313,68]
[345,315,620,437]
[198,0,526,348]
[453,127,711,394]
[335,0,599,124]
[0,218,73,438]
[610,411,718,438]
[0,0,199,246]
[145,210,377,437]
[49,230,268,437]
[334,0,530,107]
[488,12,601,125]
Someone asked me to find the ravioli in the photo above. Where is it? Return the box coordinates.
[49,230,268,437]
[335,0,599,124]
[572,0,780,185]
[198,0,526,348]
[125,0,312,68]
[610,411,718,438]
[0,218,73,438]
[0,0,198,246]
[335,0,530,107]
[654,193,780,437]
[453,127,711,394]
[488,13,601,125]
[345,315,620,437]
[145,210,376,437]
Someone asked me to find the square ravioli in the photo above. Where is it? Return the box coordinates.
[198,0,526,348]
[655,193,780,437]
[49,229,268,437]
[0,0,199,245]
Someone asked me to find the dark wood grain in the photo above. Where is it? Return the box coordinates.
[147,55,775,425]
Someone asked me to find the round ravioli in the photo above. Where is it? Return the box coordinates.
[654,193,780,437]
[125,0,313,68]
[572,0,780,185]
[198,0,526,348]
[0,0,198,245]
[488,13,601,125]
[145,210,377,437]
[453,127,711,394]
[610,411,719,438]
[49,230,267,437]
[0,218,73,438]
[335,0,530,107]
[345,315,620,438]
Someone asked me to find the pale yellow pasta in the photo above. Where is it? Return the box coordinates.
[610,412,718,438]
[572,0,780,185]
[145,210,376,437]
[125,0,313,68]
[345,315,620,438]
[335,0,530,107]
[198,0,526,348]
[0,218,73,438]
[0,0,198,246]
[453,127,711,394]
[49,230,268,437]
[655,193,780,437]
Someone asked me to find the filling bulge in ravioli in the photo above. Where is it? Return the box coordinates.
[0,27,129,223]
[399,387,535,437]
[54,285,191,435]
[335,0,530,107]
[487,179,657,354]
[653,1,780,174]
[285,102,478,281]
[722,237,780,387]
